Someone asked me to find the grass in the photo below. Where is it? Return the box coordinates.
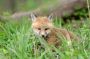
[0,0,90,59]
[0,17,90,59]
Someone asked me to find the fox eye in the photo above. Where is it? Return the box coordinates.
[45,28,49,31]
[38,28,41,30]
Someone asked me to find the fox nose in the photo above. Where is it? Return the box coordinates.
[42,35,45,38]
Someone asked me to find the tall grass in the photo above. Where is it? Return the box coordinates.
[0,0,90,58]
[0,17,90,59]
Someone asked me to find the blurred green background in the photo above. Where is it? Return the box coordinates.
[0,0,54,14]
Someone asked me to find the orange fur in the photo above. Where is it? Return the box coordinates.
[31,16,78,47]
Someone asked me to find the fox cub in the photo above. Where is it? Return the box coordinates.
[30,14,78,47]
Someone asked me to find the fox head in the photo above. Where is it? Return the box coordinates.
[31,13,54,38]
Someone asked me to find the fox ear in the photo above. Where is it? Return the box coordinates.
[48,14,53,21]
[30,13,36,21]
